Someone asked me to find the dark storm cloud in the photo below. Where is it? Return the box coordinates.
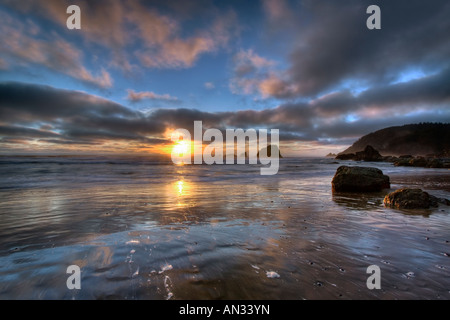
[1,75,449,150]
[0,82,135,122]
[0,82,166,146]
[270,0,450,97]
[0,82,314,147]
[223,103,314,131]
[0,125,61,138]
[307,66,450,119]
[358,67,450,108]
[149,108,225,130]
[314,110,450,140]
[221,64,450,141]
[37,139,99,145]
[311,66,450,119]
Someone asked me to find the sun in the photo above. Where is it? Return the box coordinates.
[172,140,191,156]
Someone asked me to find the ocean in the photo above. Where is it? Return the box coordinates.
[0,156,449,299]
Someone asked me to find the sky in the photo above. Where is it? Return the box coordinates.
[0,0,449,157]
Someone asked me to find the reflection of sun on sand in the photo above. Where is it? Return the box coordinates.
[170,180,192,208]
[177,180,184,196]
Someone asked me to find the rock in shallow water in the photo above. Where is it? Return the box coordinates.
[331,166,390,192]
[383,188,439,209]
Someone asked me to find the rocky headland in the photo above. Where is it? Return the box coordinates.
[331,123,450,210]
[333,123,450,168]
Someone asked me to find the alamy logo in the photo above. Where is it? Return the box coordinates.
[66,265,81,290]
[66,5,81,30]
[366,265,381,290]
[366,5,381,30]
[171,121,280,175]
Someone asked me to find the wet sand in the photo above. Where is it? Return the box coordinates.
[0,157,449,299]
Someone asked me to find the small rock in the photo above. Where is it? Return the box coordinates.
[384,188,441,209]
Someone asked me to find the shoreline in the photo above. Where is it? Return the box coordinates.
[0,157,449,299]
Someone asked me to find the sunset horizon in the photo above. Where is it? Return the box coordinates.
[1,1,449,158]
[1,0,449,305]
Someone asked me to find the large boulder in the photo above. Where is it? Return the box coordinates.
[331,166,390,192]
[384,188,439,209]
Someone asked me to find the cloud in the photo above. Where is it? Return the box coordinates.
[228,0,450,101]
[230,49,280,97]
[0,82,135,122]
[226,65,450,141]
[136,37,216,69]
[286,0,450,97]
[126,89,180,103]
[134,8,238,69]
[2,0,131,55]
[234,49,275,72]
[307,66,450,120]
[0,10,113,88]
[1,0,238,72]
[1,77,449,153]
[204,82,215,90]
[0,125,61,139]
[37,139,99,145]
[0,57,7,70]
[258,73,300,99]
[0,82,165,148]
[229,49,304,99]
[262,0,296,31]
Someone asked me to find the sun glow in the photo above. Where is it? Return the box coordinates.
[172,140,191,156]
